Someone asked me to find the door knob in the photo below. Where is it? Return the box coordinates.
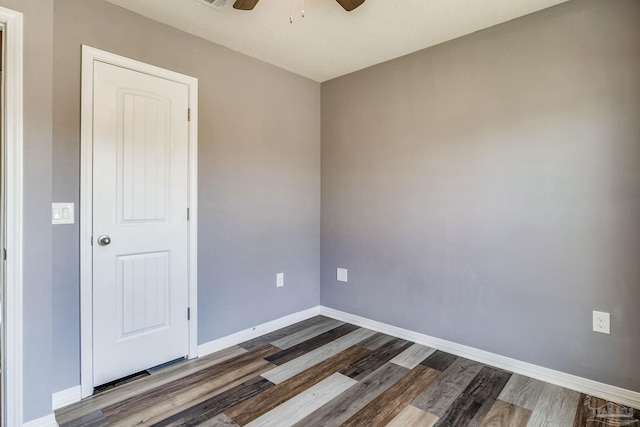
[97,235,111,246]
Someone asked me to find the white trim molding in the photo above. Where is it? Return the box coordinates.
[319,306,640,410]
[65,303,640,412]
[53,307,321,409]
[0,6,24,427]
[80,45,198,398]
[23,414,58,427]
[197,307,321,357]
[51,386,82,411]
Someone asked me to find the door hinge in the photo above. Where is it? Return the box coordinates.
[3,248,6,261]
[91,236,93,246]
[188,108,191,122]
[187,307,191,321]
[187,208,190,221]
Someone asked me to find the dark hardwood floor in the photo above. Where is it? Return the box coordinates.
[55,316,639,426]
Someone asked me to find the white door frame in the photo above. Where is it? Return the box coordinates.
[0,6,24,427]
[80,45,198,398]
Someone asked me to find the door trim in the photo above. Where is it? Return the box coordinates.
[0,7,24,427]
[80,45,198,398]
[0,6,24,427]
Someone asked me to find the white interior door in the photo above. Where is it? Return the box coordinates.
[92,60,190,387]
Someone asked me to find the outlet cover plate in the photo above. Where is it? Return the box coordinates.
[592,310,610,334]
[276,272,284,288]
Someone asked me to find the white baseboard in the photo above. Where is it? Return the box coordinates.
[50,307,322,410]
[49,304,640,418]
[52,385,82,410]
[197,306,322,357]
[319,306,640,410]
[23,413,58,427]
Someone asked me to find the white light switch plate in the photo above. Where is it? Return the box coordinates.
[52,203,75,225]
[337,268,348,283]
[276,272,284,287]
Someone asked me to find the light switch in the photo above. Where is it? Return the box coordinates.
[52,203,74,225]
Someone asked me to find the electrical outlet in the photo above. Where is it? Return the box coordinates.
[592,310,610,334]
[337,268,348,283]
[276,272,284,288]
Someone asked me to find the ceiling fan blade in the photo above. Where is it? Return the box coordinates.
[335,0,365,12]
[233,0,260,10]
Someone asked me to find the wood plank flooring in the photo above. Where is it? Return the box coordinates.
[55,315,640,427]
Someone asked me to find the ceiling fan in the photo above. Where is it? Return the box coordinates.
[232,0,365,12]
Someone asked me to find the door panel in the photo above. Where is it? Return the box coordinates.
[121,92,169,222]
[92,61,189,387]
[118,251,169,337]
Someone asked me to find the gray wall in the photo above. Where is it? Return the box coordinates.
[321,0,640,392]
[51,0,320,399]
[0,0,54,421]
[6,0,640,421]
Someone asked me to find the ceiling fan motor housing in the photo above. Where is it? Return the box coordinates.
[230,0,366,11]
[197,0,228,11]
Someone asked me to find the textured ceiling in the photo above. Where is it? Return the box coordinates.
[104,0,569,82]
